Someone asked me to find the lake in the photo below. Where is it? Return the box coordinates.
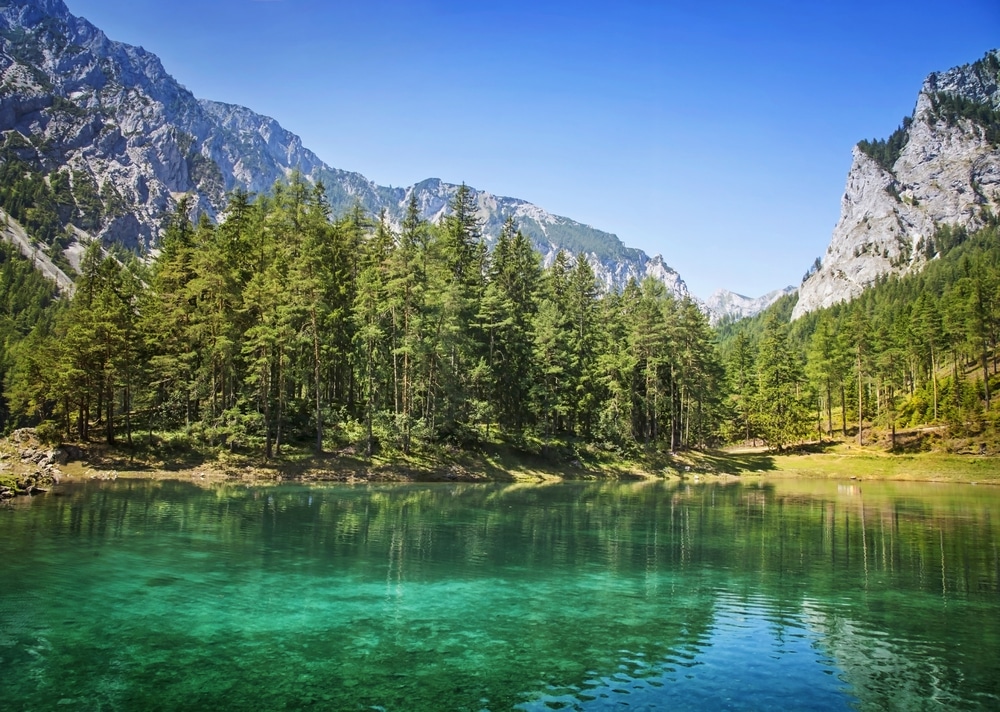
[2,478,998,710]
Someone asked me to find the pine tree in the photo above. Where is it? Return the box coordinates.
[628,278,671,447]
[532,251,573,435]
[753,315,810,450]
[725,331,757,444]
[912,294,943,421]
[674,297,724,448]
[873,312,907,448]
[848,309,871,445]
[433,184,486,439]
[354,210,394,455]
[806,315,839,438]
[593,286,636,448]
[284,182,338,453]
[566,254,600,436]
[144,198,198,432]
[386,193,427,452]
[491,220,541,433]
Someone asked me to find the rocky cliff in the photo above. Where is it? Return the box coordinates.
[793,50,1000,319]
[704,286,796,325]
[0,0,688,297]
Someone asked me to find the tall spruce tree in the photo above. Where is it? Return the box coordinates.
[753,315,810,450]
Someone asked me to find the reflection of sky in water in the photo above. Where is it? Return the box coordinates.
[519,594,855,712]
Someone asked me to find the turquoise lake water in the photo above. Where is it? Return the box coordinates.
[1,478,998,710]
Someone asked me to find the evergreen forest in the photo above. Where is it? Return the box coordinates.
[2,177,999,462]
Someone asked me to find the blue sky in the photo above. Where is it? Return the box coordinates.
[65,0,999,300]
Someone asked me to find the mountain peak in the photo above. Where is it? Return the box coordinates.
[0,0,689,296]
[793,50,1000,319]
[922,49,1000,109]
[1,0,72,25]
[704,286,796,325]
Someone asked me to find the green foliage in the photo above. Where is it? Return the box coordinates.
[929,92,1000,146]
[1,178,733,457]
[857,116,912,173]
[932,222,968,257]
[71,169,103,230]
[715,291,798,358]
[752,316,811,449]
[724,222,1000,449]
[7,160,1000,457]
[0,143,64,243]
[50,95,85,117]
[801,257,821,284]
[0,240,62,431]
[0,135,127,247]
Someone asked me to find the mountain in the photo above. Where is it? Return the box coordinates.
[792,50,1000,319]
[704,286,797,325]
[0,0,688,297]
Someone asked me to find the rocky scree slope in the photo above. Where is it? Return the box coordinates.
[793,50,1000,319]
[0,0,688,296]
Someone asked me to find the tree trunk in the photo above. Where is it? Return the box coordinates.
[365,341,375,458]
[106,384,115,445]
[124,384,132,447]
[817,394,823,440]
[857,350,864,446]
[311,305,323,454]
[275,355,284,457]
[669,365,677,452]
[981,343,991,412]
[825,379,833,437]
[402,348,411,455]
[931,349,939,422]
[840,384,847,437]
[891,419,896,449]
[263,353,273,461]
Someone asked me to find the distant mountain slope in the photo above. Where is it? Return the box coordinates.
[0,0,688,296]
[793,50,1000,319]
[704,286,796,325]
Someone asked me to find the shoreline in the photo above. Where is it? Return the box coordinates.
[4,430,1000,497]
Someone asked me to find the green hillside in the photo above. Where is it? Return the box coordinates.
[718,219,1000,451]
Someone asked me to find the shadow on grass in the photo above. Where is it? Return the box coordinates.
[474,441,573,481]
[698,450,778,474]
[692,440,849,476]
[691,441,837,475]
[82,439,217,473]
[888,429,940,455]
[785,440,841,455]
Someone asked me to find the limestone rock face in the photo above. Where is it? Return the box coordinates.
[793,50,1000,319]
[0,0,689,297]
[0,0,330,249]
[704,286,796,325]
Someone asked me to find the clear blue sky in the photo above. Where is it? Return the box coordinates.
[64,0,1000,300]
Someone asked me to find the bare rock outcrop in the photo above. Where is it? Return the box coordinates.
[793,50,1000,319]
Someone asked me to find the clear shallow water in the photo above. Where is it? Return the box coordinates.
[1,479,998,711]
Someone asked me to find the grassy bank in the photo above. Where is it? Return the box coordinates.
[3,429,998,489]
[679,443,1000,484]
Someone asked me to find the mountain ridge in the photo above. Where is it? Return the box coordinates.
[704,286,797,326]
[0,0,696,299]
